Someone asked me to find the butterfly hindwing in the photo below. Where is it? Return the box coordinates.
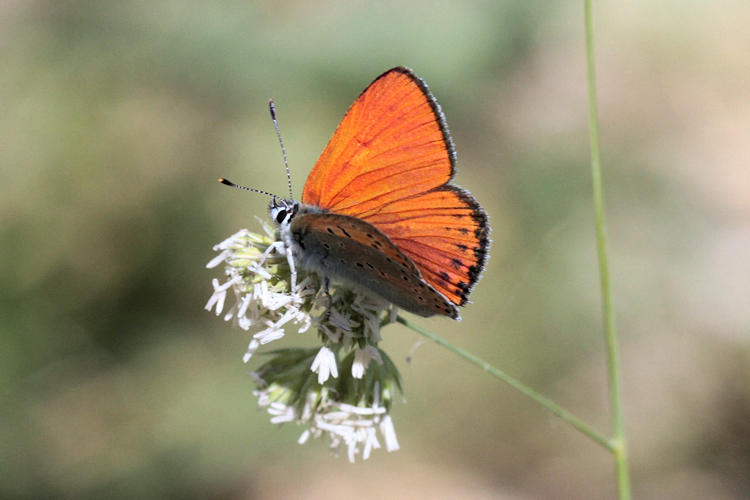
[364,185,488,305]
[289,210,459,319]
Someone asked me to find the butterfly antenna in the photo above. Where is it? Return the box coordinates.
[268,99,294,200]
[218,178,281,200]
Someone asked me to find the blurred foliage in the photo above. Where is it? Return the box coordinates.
[1,1,748,499]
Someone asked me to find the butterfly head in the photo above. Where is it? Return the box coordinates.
[269,198,298,227]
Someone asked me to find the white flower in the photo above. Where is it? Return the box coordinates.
[208,224,403,462]
[268,402,296,424]
[206,226,392,352]
[205,226,317,349]
[351,345,383,379]
[310,346,338,384]
[252,361,401,461]
[308,400,396,463]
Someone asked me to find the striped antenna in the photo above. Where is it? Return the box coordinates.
[218,178,281,200]
[268,99,294,200]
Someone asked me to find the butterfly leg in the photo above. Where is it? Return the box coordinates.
[321,276,332,322]
[323,276,333,303]
[277,233,297,289]
[287,250,297,289]
[258,241,284,266]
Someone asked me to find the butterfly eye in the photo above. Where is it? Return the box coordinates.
[275,209,288,224]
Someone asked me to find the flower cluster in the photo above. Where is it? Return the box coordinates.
[205,222,402,461]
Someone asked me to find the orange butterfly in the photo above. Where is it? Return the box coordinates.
[226,67,489,319]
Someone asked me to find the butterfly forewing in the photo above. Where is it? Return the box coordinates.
[302,67,453,214]
[290,211,459,319]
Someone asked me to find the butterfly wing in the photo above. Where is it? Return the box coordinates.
[290,211,459,318]
[361,185,487,306]
[302,67,489,309]
[303,67,454,215]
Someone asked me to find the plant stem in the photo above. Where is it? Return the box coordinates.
[584,1,631,498]
[396,315,613,451]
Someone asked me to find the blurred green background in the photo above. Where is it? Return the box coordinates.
[2,1,748,498]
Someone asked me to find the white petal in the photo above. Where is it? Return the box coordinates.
[389,305,399,323]
[351,359,365,379]
[206,250,231,269]
[365,345,383,365]
[243,339,261,363]
[247,370,265,386]
[380,415,400,452]
[362,427,380,460]
[328,352,339,379]
[298,429,311,444]
[237,294,251,318]
[347,443,357,463]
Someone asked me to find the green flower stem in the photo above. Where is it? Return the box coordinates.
[585,1,632,498]
[396,315,613,451]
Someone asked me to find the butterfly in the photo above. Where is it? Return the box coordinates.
[223,67,489,320]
